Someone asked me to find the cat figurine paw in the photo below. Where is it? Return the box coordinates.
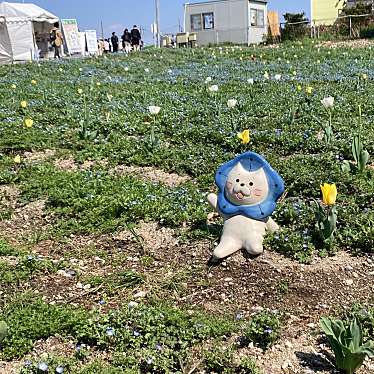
[207,152,285,263]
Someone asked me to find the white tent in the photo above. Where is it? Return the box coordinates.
[0,2,58,64]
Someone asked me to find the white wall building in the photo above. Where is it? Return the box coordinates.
[184,0,268,46]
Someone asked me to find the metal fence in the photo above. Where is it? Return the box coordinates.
[280,13,374,40]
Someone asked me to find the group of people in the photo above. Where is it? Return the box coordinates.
[101,25,142,55]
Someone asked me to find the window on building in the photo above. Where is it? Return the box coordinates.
[250,8,265,27]
[203,12,214,29]
[191,14,202,31]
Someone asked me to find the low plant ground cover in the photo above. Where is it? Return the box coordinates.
[0,39,373,372]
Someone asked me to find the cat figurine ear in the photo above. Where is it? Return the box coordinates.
[215,152,284,221]
[207,151,285,264]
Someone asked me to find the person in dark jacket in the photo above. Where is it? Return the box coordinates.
[111,32,119,53]
[130,25,141,51]
[121,29,132,53]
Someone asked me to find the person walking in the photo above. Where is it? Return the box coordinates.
[121,29,132,54]
[103,39,110,54]
[111,32,119,53]
[50,22,64,59]
[130,25,141,52]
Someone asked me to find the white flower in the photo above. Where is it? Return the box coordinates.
[144,68,150,73]
[263,71,269,79]
[227,99,237,108]
[124,67,129,72]
[148,106,161,115]
[205,76,212,84]
[274,74,282,81]
[208,85,218,92]
[247,78,254,84]
[321,96,334,109]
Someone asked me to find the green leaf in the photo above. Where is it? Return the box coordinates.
[0,320,8,343]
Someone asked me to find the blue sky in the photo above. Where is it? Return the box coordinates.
[15,0,310,43]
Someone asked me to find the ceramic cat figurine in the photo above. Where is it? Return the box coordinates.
[207,152,285,264]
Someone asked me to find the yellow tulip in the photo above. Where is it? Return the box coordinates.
[20,101,27,108]
[306,86,313,94]
[77,88,83,95]
[11,84,17,89]
[13,155,21,164]
[96,82,101,86]
[296,85,302,91]
[237,129,250,145]
[362,73,368,80]
[24,118,34,128]
[31,80,37,85]
[320,183,337,206]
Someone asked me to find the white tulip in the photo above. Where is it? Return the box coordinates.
[321,96,334,109]
[227,99,237,108]
[274,74,282,81]
[205,76,212,84]
[208,85,219,92]
[247,78,254,84]
[148,105,161,115]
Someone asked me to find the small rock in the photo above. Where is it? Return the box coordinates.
[344,279,354,286]
[281,360,292,370]
[224,277,233,282]
[285,341,293,348]
[134,291,147,298]
[345,265,353,271]
[83,284,91,290]
[307,323,316,328]
[76,282,83,289]
[352,272,359,278]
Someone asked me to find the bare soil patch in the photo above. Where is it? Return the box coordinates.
[112,165,191,187]
[316,39,374,49]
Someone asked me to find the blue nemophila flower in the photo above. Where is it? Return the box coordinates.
[27,255,34,261]
[235,312,244,320]
[155,343,162,351]
[264,328,273,334]
[24,360,32,367]
[38,362,48,372]
[98,300,106,305]
[106,327,115,337]
[56,366,64,373]
[133,330,141,337]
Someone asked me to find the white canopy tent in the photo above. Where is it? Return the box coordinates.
[0,2,58,64]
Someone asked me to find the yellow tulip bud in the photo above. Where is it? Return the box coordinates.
[31,80,37,85]
[20,101,27,108]
[320,183,337,206]
[306,86,313,94]
[24,118,34,128]
[13,155,21,164]
[77,88,83,95]
[11,84,17,89]
[237,129,250,145]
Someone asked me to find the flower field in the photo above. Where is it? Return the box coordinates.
[0,41,374,373]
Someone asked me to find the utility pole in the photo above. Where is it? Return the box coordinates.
[155,0,161,48]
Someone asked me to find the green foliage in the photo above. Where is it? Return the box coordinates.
[0,239,16,256]
[243,311,282,350]
[282,13,308,40]
[203,346,261,374]
[314,203,338,251]
[0,321,8,344]
[320,316,374,374]
[0,296,88,360]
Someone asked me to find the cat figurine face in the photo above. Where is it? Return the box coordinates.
[225,162,269,206]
